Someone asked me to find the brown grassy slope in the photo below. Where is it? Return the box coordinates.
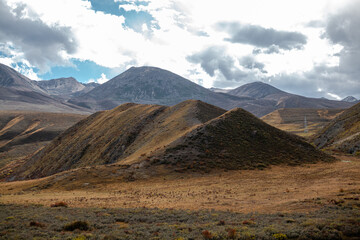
[261,108,344,137]
[155,108,334,171]
[312,102,360,154]
[0,111,86,168]
[13,100,226,179]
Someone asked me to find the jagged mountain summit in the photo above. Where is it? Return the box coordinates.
[37,77,99,100]
[37,77,85,98]
[13,100,332,180]
[313,102,360,154]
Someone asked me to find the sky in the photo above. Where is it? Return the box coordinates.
[0,0,359,100]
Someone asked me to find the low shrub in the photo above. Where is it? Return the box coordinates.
[63,221,90,231]
[227,228,237,239]
[29,221,45,228]
[202,230,213,239]
[51,201,68,208]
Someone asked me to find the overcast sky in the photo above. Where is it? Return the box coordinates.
[0,0,359,100]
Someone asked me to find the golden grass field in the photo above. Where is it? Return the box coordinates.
[1,154,358,214]
[261,108,344,138]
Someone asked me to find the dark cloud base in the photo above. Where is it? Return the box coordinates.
[216,22,307,51]
[187,46,247,81]
[0,0,77,72]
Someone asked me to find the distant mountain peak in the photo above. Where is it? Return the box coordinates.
[0,63,45,93]
[69,65,245,111]
[228,81,286,99]
[342,96,358,102]
[37,77,86,97]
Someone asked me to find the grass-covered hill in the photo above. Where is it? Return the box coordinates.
[155,108,333,172]
[313,102,360,154]
[261,108,344,137]
[13,100,226,179]
[13,100,333,180]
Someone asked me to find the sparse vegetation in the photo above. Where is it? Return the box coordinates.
[0,199,359,239]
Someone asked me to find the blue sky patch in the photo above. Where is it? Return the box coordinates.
[89,0,121,16]
[38,59,115,83]
[119,8,158,32]
[89,0,158,32]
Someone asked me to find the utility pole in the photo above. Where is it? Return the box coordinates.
[304,115,308,133]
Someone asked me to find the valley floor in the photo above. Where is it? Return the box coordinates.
[0,155,359,213]
[0,155,359,239]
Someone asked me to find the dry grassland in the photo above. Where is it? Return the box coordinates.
[1,155,359,214]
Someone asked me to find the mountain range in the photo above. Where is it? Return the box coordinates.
[68,66,253,113]
[0,63,91,114]
[0,64,355,117]
[68,66,354,116]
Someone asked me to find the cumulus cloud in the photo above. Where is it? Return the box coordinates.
[216,22,307,50]
[96,73,109,84]
[88,73,109,84]
[253,45,281,55]
[239,56,266,73]
[0,0,77,72]
[269,64,360,99]
[187,46,247,81]
[324,0,360,76]
[0,0,358,99]
[305,20,325,28]
[327,92,341,100]
[251,1,360,100]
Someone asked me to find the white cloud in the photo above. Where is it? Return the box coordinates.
[327,92,341,100]
[87,73,108,84]
[1,0,358,98]
[0,54,41,80]
[0,57,13,66]
[96,73,109,84]
[87,78,95,83]
[87,73,109,84]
